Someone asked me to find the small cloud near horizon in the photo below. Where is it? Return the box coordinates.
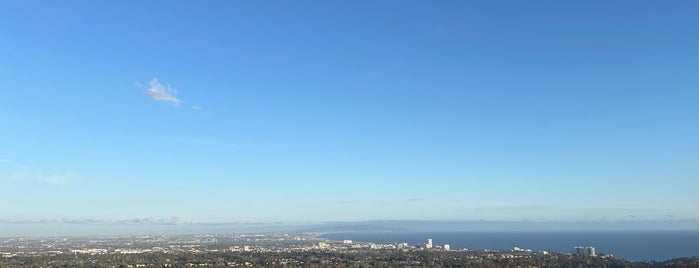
[163,181,204,188]
[136,78,182,106]
[0,159,76,185]
[3,170,77,185]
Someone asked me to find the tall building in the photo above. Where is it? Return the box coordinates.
[587,247,596,257]
[426,238,433,249]
[444,244,450,251]
[575,246,596,256]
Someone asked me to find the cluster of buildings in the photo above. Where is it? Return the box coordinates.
[0,234,601,261]
[424,238,450,251]
[574,246,596,256]
[228,245,252,252]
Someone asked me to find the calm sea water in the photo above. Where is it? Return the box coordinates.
[320,231,699,261]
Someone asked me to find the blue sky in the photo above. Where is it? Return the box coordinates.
[1,1,698,224]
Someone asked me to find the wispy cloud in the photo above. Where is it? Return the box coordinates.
[136,78,182,106]
[3,170,77,185]
[0,159,77,185]
[118,216,184,225]
[162,181,204,188]
[0,217,186,225]
[473,205,548,213]
[163,137,239,149]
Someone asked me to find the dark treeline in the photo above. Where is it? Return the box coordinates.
[1,251,698,268]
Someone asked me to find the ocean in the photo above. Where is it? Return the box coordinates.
[320,231,699,261]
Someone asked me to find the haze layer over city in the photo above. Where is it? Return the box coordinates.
[1,1,699,237]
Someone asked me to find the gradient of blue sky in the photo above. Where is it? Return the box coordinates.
[1,1,698,223]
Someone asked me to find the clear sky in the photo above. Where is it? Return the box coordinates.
[1,1,698,224]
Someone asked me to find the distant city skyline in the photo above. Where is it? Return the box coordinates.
[1,1,698,224]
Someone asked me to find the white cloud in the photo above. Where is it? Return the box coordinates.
[3,170,77,185]
[137,78,182,106]
[1,217,190,225]
[1,159,28,169]
[163,181,204,188]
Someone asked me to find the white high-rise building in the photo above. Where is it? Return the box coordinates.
[426,238,433,249]
[444,244,450,251]
[575,246,596,256]
[587,247,596,256]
